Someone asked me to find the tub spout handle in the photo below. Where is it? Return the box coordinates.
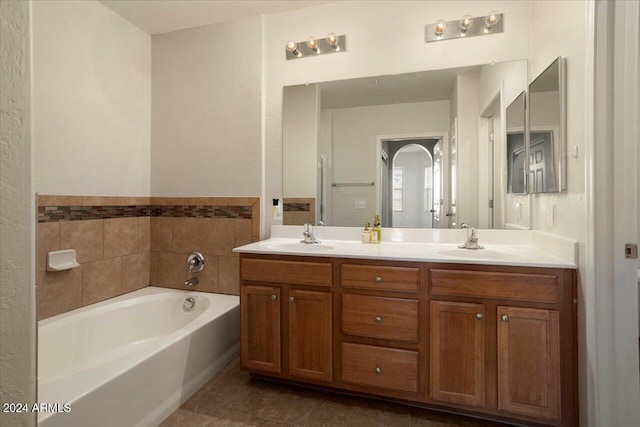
[184,277,199,288]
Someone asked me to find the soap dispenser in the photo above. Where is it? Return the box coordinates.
[371,215,381,244]
[361,222,372,244]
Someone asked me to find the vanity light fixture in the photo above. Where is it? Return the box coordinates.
[286,33,347,60]
[425,12,503,43]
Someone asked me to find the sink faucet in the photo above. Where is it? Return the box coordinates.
[184,277,199,288]
[459,227,484,250]
[301,223,321,244]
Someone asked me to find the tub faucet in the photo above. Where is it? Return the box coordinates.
[459,227,484,250]
[301,223,320,244]
[184,277,199,288]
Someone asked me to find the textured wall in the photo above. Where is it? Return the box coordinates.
[0,0,36,426]
[151,15,262,197]
[32,0,151,196]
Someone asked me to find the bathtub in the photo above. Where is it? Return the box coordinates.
[37,287,240,427]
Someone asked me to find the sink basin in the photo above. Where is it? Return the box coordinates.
[437,248,527,260]
[266,243,335,251]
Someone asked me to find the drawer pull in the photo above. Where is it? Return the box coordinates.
[375,315,383,324]
[374,366,382,375]
[289,296,295,302]
[476,313,483,320]
[375,276,382,283]
[271,294,277,301]
[501,314,509,322]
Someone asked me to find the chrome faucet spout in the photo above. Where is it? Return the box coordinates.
[301,223,321,244]
[184,277,199,288]
[459,227,484,250]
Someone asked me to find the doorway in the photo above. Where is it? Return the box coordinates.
[379,138,439,228]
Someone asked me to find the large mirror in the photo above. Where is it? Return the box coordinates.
[282,60,529,229]
[528,57,566,193]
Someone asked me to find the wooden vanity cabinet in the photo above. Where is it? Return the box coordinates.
[240,256,333,383]
[239,254,577,427]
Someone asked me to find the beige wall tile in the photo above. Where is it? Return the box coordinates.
[37,222,60,271]
[38,195,83,206]
[195,255,219,293]
[251,199,260,237]
[83,257,122,305]
[122,253,150,293]
[60,219,104,263]
[172,217,203,253]
[234,219,252,252]
[37,267,83,320]
[151,197,196,206]
[203,218,235,256]
[158,252,188,289]
[104,217,138,258]
[151,217,172,252]
[227,197,258,206]
[219,256,240,295]
[283,211,311,226]
[137,216,151,253]
[150,252,159,286]
[193,197,228,206]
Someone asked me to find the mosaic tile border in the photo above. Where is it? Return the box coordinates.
[283,203,310,212]
[38,205,150,223]
[38,205,252,223]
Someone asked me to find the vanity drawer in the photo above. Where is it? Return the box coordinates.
[241,258,332,287]
[341,342,418,393]
[430,269,559,303]
[341,264,419,293]
[342,294,419,342]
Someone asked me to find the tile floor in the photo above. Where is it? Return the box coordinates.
[161,358,507,427]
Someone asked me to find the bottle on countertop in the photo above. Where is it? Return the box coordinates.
[371,214,381,244]
[361,222,372,244]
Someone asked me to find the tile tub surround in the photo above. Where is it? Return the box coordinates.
[36,195,260,319]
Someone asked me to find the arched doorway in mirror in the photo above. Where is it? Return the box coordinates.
[381,140,438,228]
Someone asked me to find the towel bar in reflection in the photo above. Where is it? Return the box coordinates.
[331,182,375,187]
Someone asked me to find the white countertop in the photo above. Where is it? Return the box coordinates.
[233,226,577,269]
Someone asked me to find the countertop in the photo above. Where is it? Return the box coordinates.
[233,237,576,269]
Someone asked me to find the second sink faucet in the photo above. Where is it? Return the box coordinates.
[459,227,484,250]
[301,223,321,244]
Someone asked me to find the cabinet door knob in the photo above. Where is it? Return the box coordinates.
[476,313,483,320]
[501,314,509,322]
[375,276,382,283]
[289,296,295,302]
[271,295,277,301]
[374,366,382,375]
[375,316,382,324]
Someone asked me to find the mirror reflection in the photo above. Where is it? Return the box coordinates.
[528,57,566,193]
[282,60,529,229]
[506,92,526,194]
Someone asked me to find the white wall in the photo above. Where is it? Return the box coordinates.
[0,1,36,426]
[529,1,590,425]
[264,0,533,235]
[151,15,262,197]
[283,84,319,198]
[32,0,151,196]
[329,101,449,226]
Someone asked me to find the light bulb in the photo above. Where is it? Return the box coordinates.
[485,11,501,28]
[434,19,447,36]
[286,40,301,57]
[460,15,473,31]
[307,36,320,53]
[328,32,339,50]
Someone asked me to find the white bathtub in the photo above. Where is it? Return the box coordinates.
[37,287,240,427]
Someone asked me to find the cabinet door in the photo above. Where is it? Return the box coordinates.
[288,288,332,382]
[241,285,281,374]
[430,301,485,407]
[497,306,560,421]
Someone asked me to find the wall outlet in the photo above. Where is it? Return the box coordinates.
[355,200,366,209]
